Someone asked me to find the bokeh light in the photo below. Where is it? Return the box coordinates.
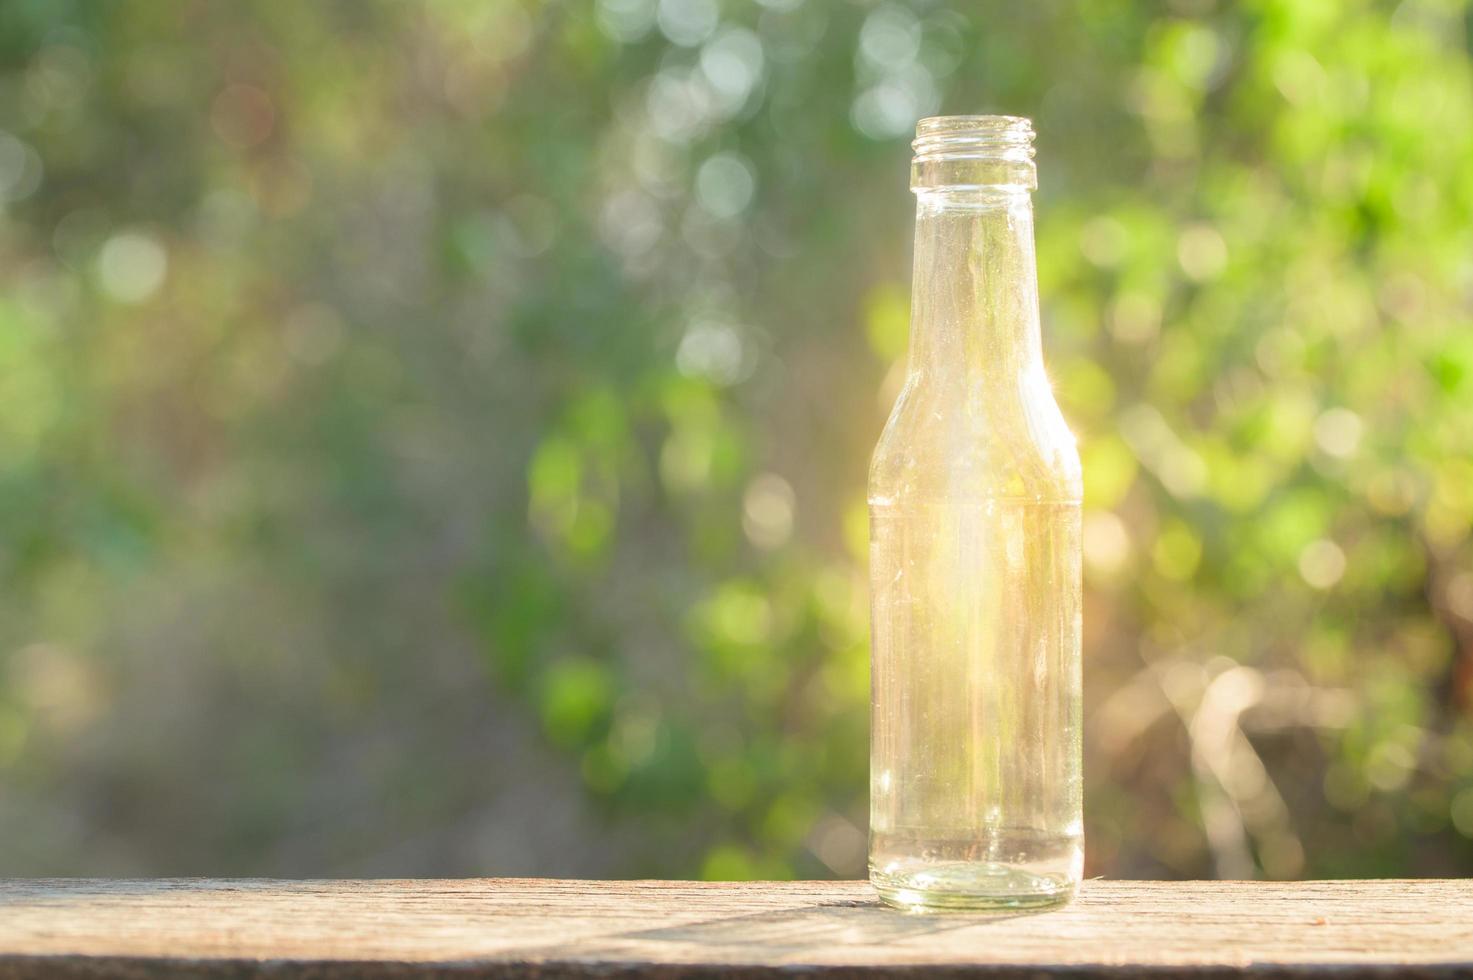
[0,0,1470,882]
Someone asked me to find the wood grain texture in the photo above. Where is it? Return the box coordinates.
[0,878,1468,979]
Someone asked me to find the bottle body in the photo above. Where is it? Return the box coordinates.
[869,498,1082,910]
[868,117,1082,911]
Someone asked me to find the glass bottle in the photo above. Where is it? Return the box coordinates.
[868,116,1083,912]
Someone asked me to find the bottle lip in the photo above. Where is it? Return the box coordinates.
[912,115,1035,161]
[911,115,1037,192]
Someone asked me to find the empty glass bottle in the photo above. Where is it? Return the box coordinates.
[869,116,1083,912]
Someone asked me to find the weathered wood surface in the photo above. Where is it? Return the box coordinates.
[0,878,1469,978]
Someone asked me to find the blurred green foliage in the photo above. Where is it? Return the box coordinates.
[0,0,1471,880]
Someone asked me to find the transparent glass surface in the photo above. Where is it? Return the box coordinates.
[869,116,1083,912]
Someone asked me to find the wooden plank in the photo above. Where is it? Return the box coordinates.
[0,878,1468,978]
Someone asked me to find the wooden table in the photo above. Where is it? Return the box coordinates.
[0,878,1469,978]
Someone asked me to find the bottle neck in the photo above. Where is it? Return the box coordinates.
[907,188,1044,386]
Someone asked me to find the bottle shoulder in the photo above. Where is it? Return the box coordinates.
[869,373,1083,503]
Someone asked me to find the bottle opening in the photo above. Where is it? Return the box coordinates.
[911,115,1036,193]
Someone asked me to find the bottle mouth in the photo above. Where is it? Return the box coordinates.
[911,115,1036,192]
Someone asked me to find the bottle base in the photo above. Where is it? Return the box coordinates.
[871,861,1077,913]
